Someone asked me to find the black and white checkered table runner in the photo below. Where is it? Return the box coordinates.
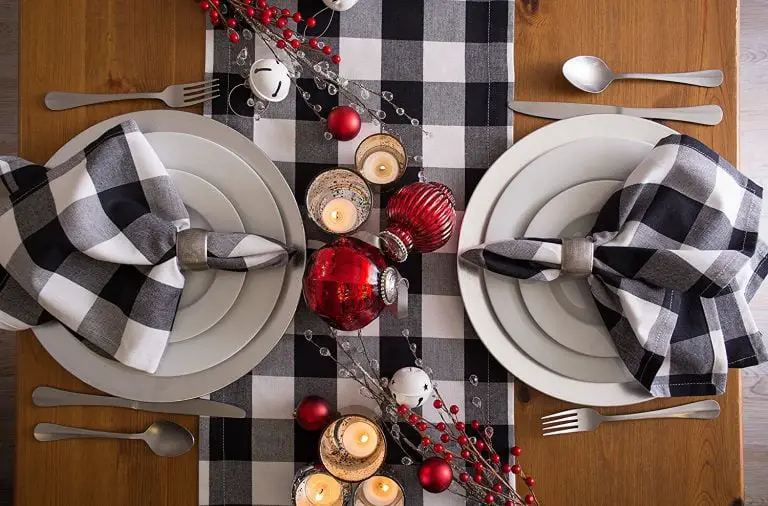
[201,2,515,504]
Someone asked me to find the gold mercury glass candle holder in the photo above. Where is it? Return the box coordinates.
[354,133,407,192]
[354,473,405,506]
[306,168,372,235]
[292,465,352,506]
[319,415,387,483]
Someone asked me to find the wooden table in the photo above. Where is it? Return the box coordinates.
[15,0,741,504]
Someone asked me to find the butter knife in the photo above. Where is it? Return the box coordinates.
[509,101,723,125]
[33,386,246,418]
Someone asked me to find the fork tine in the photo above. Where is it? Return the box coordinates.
[184,86,220,99]
[541,409,578,420]
[542,415,577,426]
[182,79,219,91]
[542,427,581,437]
[183,94,220,107]
[542,421,580,432]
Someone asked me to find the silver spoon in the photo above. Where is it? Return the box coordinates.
[563,56,724,93]
[33,421,195,457]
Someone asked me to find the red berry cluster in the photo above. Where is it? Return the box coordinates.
[399,399,538,505]
[197,0,341,64]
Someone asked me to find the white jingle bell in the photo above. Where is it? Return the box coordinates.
[248,58,291,103]
[322,0,359,11]
[389,367,433,408]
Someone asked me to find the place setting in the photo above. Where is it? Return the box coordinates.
[3,0,766,505]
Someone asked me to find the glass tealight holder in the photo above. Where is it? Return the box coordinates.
[354,134,407,192]
[292,465,352,506]
[306,168,372,235]
[319,415,387,482]
[355,473,405,506]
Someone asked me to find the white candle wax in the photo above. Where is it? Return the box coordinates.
[341,420,379,459]
[321,198,359,233]
[360,151,400,185]
[299,473,342,506]
[361,476,400,506]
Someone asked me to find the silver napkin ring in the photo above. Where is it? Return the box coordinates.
[561,238,594,277]
[177,228,209,271]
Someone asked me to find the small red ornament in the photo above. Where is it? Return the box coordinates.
[294,395,332,431]
[408,414,419,424]
[501,464,512,474]
[306,16,317,27]
[246,6,256,17]
[455,421,465,431]
[227,17,237,27]
[440,433,450,443]
[525,476,536,487]
[379,182,457,262]
[524,495,535,505]
[281,8,290,16]
[326,106,362,141]
[436,421,446,431]
[475,440,486,451]
[460,449,471,459]
[283,28,293,39]
[457,435,469,445]
[211,0,219,6]
[417,421,428,432]
[292,12,302,22]
[323,45,333,55]
[484,493,495,504]
[303,237,401,331]
[332,54,341,65]
[397,404,409,415]
[443,452,453,462]
[229,31,240,43]
[491,453,501,464]
[470,420,481,430]
[459,472,470,483]
[257,0,267,7]
[511,446,522,457]
[433,399,443,409]
[200,0,210,10]
[421,436,432,446]
[276,40,286,49]
[276,16,288,28]
[291,39,301,49]
[511,464,521,475]
[309,38,319,48]
[473,461,484,472]
[433,443,444,453]
[418,457,453,493]
[493,483,503,493]
[506,501,514,506]
[449,404,460,415]
[473,474,483,484]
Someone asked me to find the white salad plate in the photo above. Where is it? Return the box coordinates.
[520,180,622,358]
[168,169,246,344]
[34,110,305,402]
[459,114,675,406]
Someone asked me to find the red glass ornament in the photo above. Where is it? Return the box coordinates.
[323,45,333,55]
[418,457,453,493]
[433,399,443,409]
[292,12,302,22]
[326,106,362,141]
[306,16,317,27]
[294,395,332,431]
[303,237,402,331]
[501,464,512,474]
[459,472,470,483]
[379,182,456,262]
[277,16,288,28]
[449,404,460,415]
[421,436,432,446]
[408,414,419,424]
[443,452,453,462]
[524,495,535,505]
[440,433,450,443]
[417,421,428,432]
[283,28,293,39]
[281,8,290,16]
[491,453,501,464]
[484,493,495,504]
[457,435,468,445]
[470,420,480,430]
[511,464,521,475]
[460,449,471,459]
[433,443,444,453]
[229,31,240,43]
[227,17,237,27]
[525,476,535,487]
[257,0,267,7]
[505,501,515,506]
[473,474,483,483]
[473,461,484,472]
[276,40,286,49]
[246,6,256,17]
[455,421,465,431]
[493,483,503,493]
[511,446,522,457]
[291,39,301,49]
[475,440,486,451]
[436,421,446,431]
[309,38,319,48]
[332,54,341,65]
[397,404,409,415]
[200,0,210,10]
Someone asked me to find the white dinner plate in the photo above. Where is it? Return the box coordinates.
[459,114,676,406]
[485,139,645,383]
[34,110,304,402]
[521,180,622,358]
[169,169,246,343]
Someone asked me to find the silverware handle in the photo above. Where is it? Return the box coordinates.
[615,69,723,88]
[33,386,133,409]
[44,91,159,110]
[622,105,723,125]
[34,423,138,442]
[605,400,721,422]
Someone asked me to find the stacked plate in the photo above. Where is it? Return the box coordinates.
[33,110,305,402]
[458,114,677,406]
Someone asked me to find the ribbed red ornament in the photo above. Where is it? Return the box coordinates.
[379,182,456,262]
[303,237,401,331]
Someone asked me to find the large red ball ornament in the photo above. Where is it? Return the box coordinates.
[379,182,457,262]
[303,237,404,331]
[418,457,454,493]
[327,105,362,141]
[294,395,333,431]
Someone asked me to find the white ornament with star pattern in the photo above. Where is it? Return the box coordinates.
[388,367,433,408]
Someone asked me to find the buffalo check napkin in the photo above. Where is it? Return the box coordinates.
[462,135,768,397]
[0,120,292,373]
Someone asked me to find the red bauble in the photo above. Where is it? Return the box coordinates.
[294,395,332,431]
[418,457,453,493]
[326,106,361,141]
[303,237,402,331]
[379,182,456,262]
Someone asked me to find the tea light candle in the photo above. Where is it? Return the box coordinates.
[341,419,379,459]
[361,477,401,506]
[321,198,359,234]
[303,473,342,506]
[360,151,400,185]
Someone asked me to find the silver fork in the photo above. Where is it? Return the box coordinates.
[542,400,720,436]
[44,79,220,111]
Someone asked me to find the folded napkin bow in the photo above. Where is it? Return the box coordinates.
[462,135,768,397]
[0,120,292,373]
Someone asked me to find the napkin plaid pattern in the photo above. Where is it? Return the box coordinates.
[0,121,292,373]
[462,135,768,397]
[200,1,515,504]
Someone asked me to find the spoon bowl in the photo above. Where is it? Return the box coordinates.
[141,421,196,457]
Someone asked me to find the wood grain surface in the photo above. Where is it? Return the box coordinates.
[9,0,762,505]
[512,1,742,505]
[15,0,204,504]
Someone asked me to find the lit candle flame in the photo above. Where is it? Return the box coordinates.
[377,164,388,173]
[330,210,342,222]
[379,483,390,493]
[315,488,324,502]
[360,433,369,444]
